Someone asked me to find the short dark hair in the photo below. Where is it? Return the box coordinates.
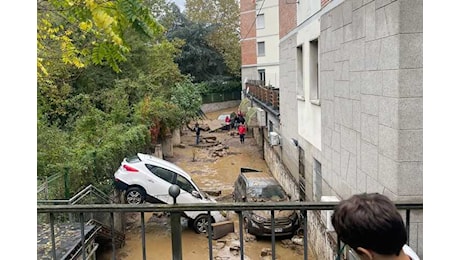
[331,193,407,256]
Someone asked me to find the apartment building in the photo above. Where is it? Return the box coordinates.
[240,0,422,258]
[240,0,281,88]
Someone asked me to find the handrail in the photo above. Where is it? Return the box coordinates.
[37,185,114,205]
[37,201,423,260]
[37,201,422,260]
[68,185,113,204]
[37,201,423,213]
[37,172,63,190]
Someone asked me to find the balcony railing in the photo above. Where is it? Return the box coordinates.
[37,201,422,260]
[245,81,280,111]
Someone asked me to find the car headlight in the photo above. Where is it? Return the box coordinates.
[251,213,267,223]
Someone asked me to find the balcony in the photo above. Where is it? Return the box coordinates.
[37,201,422,260]
[245,80,280,116]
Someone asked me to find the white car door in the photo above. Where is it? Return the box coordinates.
[144,164,175,204]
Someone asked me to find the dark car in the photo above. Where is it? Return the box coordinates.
[232,168,299,237]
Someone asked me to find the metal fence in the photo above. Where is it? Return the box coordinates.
[202,91,241,104]
[37,171,71,201]
[37,201,422,260]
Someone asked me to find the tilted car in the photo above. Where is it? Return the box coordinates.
[232,168,299,237]
[114,153,227,233]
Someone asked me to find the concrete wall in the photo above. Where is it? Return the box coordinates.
[241,66,258,89]
[298,0,321,26]
[264,134,300,200]
[279,33,301,182]
[200,100,242,113]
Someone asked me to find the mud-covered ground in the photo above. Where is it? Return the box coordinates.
[99,107,315,259]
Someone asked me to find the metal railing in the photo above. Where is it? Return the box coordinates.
[245,82,280,111]
[37,201,422,260]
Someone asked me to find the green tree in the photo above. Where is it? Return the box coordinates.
[37,0,163,79]
[185,0,241,76]
[166,21,228,82]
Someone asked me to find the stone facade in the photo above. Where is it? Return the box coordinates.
[319,0,423,256]
[319,0,422,201]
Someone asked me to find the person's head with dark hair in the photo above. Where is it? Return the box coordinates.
[331,193,414,260]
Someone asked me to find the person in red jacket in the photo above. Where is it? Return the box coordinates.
[225,115,231,130]
[238,123,247,144]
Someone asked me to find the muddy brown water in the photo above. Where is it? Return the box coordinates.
[99,107,316,259]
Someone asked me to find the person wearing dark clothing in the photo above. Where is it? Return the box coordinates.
[234,116,240,129]
[193,122,204,145]
[238,114,245,125]
[231,116,236,129]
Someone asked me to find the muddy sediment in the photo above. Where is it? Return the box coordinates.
[99,107,315,260]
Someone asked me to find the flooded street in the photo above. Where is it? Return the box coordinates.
[100,107,315,259]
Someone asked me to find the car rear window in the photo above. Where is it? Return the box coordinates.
[126,154,141,163]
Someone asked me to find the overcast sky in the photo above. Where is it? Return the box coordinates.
[170,0,185,11]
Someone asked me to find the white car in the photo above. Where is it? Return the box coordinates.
[114,153,227,233]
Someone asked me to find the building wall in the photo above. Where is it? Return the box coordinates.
[240,0,256,70]
[279,0,297,39]
[297,0,321,25]
[256,0,280,87]
[297,19,322,150]
[319,0,423,256]
[257,65,279,87]
[279,33,301,182]
[263,132,300,199]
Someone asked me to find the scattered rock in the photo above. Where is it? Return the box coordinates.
[260,248,272,257]
[291,235,304,246]
[215,241,226,249]
[225,232,240,241]
[244,233,256,242]
[281,238,293,248]
[229,240,241,248]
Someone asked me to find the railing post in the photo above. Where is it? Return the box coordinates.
[169,185,182,260]
[80,212,86,260]
[141,212,147,260]
[45,176,48,200]
[64,167,70,200]
[49,213,57,260]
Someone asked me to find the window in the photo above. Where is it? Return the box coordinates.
[176,174,197,194]
[309,39,319,104]
[256,14,265,29]
[257,41,265,56]
[258,69,265,82]
[296,45,305,98]
[145,165,174,183]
